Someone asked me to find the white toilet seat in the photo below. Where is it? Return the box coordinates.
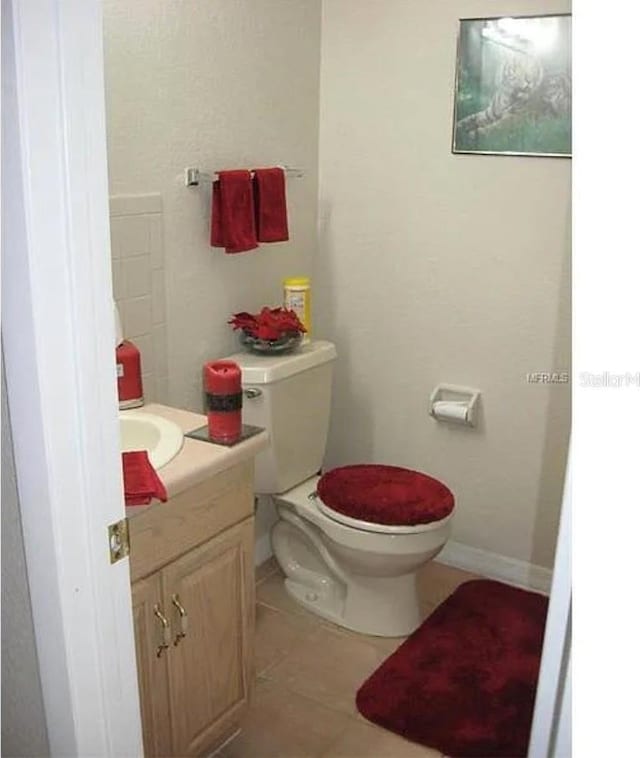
[275,476,453,554]
[315,496,450,534]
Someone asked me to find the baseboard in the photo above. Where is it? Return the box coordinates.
[254,532,274,568]
[435,541,552,595]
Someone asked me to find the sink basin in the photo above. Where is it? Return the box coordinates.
[119,411,184,469]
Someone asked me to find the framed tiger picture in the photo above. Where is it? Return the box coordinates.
[452,14,571,157]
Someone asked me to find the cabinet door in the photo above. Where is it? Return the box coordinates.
[131,574,173,757]
[163,517,255,757]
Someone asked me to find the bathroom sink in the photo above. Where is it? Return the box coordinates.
[119,411,184,469]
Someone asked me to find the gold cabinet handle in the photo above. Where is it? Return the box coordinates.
[153,604,171,658]
[171,594,188,646]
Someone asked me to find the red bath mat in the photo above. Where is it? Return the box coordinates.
[356,580,548,758]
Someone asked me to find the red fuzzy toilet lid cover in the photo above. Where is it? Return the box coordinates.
[316,464,455,527]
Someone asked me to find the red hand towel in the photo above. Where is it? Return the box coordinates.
[210,180,224,247]
[209,170,258,253]
[122,451,168,506]
[252,167,289,243]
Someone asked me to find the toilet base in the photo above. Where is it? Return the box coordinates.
[271,515,426,637]
[282,572,423,638]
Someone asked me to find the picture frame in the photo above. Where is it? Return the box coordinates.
[452,14,571,157]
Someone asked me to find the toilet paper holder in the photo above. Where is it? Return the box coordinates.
[429,384,481,427]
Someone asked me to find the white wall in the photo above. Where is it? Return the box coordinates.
[103,0,322,412]
[317,0,571,569]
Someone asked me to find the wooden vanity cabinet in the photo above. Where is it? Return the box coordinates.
[131,574,172,757]
[128,461,255,757]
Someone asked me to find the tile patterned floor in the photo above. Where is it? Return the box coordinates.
[218,558,480,758]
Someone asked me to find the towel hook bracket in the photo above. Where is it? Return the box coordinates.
[185,167,203,187]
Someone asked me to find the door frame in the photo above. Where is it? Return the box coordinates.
[2,1,143,754]
[2,1,570,756]
[528,450,572,757]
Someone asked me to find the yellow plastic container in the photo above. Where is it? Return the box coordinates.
[283,276,311,342]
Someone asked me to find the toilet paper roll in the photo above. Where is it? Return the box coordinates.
[432,400,469,424]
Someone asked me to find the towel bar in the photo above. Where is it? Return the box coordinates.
[185,166,304,187]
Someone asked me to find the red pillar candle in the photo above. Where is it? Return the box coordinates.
[203,360,242,443]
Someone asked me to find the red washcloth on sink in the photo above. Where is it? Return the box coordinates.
[122,451,168,506]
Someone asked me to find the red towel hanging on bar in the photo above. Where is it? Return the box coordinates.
[252,167,289,243]
[210,169,258,253]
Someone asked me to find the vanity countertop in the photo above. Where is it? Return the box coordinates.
[125,403,268,519]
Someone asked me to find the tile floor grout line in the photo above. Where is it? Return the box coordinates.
[255,674,363,719]
[254,557,279,583]
[253,598,327,681]
[255,598,317,623]
[254,626,319,679]
[259,637,390,720]
[261,672,364,720]
[255,571,279,588]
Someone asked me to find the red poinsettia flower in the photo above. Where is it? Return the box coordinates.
[228,306,306,341]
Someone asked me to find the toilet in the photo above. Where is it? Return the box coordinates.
[225,340,454,637]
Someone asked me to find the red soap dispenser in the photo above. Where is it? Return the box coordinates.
[117,340,144,409]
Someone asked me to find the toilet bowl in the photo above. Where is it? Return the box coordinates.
[271,476,453,637]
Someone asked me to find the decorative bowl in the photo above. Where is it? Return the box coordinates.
[239,331,303,355]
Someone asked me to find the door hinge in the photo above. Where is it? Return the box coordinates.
[108,518,130,564]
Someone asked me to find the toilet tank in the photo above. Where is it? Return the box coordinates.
[224,340,337,494]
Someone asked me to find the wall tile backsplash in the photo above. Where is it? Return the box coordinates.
[110,194,168,404]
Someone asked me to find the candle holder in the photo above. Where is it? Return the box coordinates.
[185,423,264,448]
